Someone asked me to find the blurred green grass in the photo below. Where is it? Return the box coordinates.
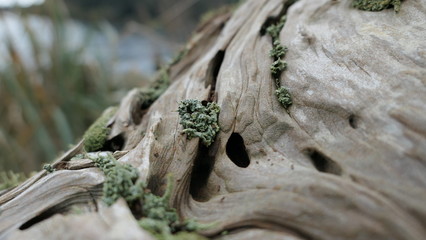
[0,2,117,173]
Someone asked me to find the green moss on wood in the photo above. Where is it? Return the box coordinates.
[89,154,210,239]
[133,66,171,113]
[270,40,288,58]
[137,175,212,239]
[270,59,287,78]
[276,87,292,109]
[89,152,144,206]
[83,46,171,154]
[178,99,220,147]
[139,215,211,240]
[266,15,287,40]
[353,0,402,12]
[266,13,293,110]
[83,107,117,152]
[43,164,56,173]
[141,175,178,227]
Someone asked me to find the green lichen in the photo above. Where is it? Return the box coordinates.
[43,164,56,173]
[178,99,220,147]
[266,13,293,110]
[138,67,171,110]
[83,107,117,152]
[139,216,210,240]
[89,153,210,239]
[353,0,402,12]
[139,218,171,239]
[266,15,287,40]
[138,175,211,239]
[89,152,144,206]
[141,175,177,226]
[269,40,288,58]
[180,219,214,232]
[270,59,287,78]
[140,174,214,238]
[276,87,292,109]
[140,219,208,240]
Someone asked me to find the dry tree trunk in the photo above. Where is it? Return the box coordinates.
[1,0,426,239]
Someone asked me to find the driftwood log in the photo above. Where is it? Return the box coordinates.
[1,0,426,239]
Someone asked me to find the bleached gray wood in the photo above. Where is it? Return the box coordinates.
[0,0,425,239]
[7,199,155,240]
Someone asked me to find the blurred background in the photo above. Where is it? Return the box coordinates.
[0,0,238,175]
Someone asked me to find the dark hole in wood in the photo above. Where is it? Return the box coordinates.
[212,50,225,81]
[133,108,144,125]
[226,133,250,168]
[103,134,125,152]
[205,50,225,101]
[19,207,58,230]
[305,148,342,175]
[190,145,215,201]
[201,100,208,106]
[260,0,297,36]
[260,17,276,36]
[20,185,102,230]
[146,173,163,195]
[146,172,177,209]
[348,114,358,129]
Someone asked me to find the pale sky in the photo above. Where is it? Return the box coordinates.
[0,0,44,7]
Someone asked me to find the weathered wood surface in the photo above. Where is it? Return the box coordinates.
[8,199,155,240]
[1,0,425,239]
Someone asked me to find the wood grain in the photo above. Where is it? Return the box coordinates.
[1,0,425,239]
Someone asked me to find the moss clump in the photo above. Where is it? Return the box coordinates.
[139,175,178,231]
[137,175,213,238]
[89,153,210,239]
[138,67,171,110]
[178,99,221,147]
[43,164,56,173]
[270,59,288,78]
[353,0,402,12]
[82,107,117,152]
[276,87,292,109]
[89,152,144,206]
[270,40,288,59]
[266,15,287,40]
[139,218,207,240]
[266,14,293,110]
[139,201,211,240]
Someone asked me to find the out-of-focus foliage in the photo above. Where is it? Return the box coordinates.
[61,0,238,22]
[0,0,239,174]
[0,171,35,190]
[61,0,240,41]
[0,1,115,173]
